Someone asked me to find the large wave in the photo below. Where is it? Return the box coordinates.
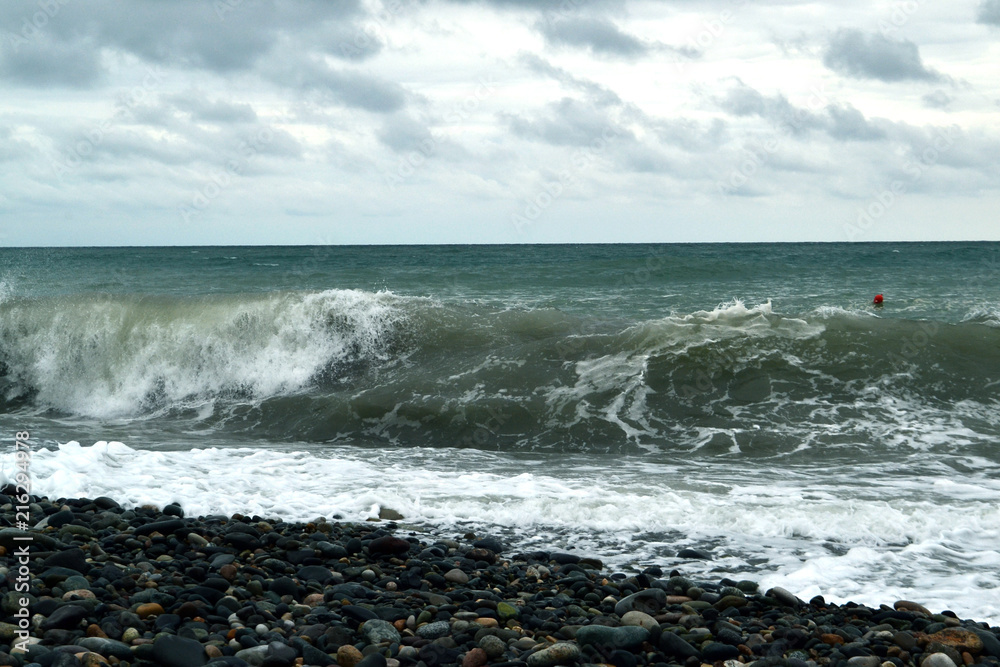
[2,291,998,456]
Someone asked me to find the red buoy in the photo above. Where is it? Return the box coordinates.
[873,294,883,306]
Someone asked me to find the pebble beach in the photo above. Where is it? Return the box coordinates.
[1,494,998,667]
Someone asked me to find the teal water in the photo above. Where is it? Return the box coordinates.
[1,242,999,621]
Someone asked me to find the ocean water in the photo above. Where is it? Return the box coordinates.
[1,243,999,621]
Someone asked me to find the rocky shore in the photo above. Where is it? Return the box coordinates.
[0,494,998,667]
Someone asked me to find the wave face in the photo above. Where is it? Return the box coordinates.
[2,288,998,461]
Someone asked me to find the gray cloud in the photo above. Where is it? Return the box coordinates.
[536,16,649,58]
[823,29,943,82]
[378,114,434,153]
[504,97,633,147]
[168,94,259,123]
[518,53,622,107]
[271,56,408,113]
[922,90,953,109]
[978,0,1000,25]
[0,0,369,81]
[0,36,104,88]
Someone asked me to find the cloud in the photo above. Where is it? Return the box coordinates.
[518,53,622,107]
[0,36,104,88]
[823,29,943,82]
[168,93,259,123]
[978,0,1000,25]
[717,81,886,142]
[504,97,632,147]
[536,16,649,58]
[377,114,434,153]
[922,90,953,109]
[271,56,408,113]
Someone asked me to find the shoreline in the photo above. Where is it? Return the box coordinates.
[0,494,997,667]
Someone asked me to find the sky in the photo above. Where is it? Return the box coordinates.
[0,0,998,246]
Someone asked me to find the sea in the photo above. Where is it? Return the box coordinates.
[1,242,998,622]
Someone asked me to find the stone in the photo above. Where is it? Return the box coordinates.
[133,519,185,536]
[847,657,882,667]
[269,576,299,598]
[44,548,89,573]
[378,507,404,520]
[676,548,712,560]
[972,629,1000,658]
[265,641,298,666]
[445,568,470,584]
[235,645,269,666]
[473,537,504,553]
[368,536,410,556]
[338,644,364,667]
[357,654,388,667]
[417,620,451,639]
[463,648,488,667]
[714,595,748,611]
[94,496,121,510]
[362,619,402,645]
[480,634,506,659]
[188,532,209,547]
[40,604,88,630]
[614,588,666,616]
[78,637,133,659]
[526,642,581,667]
[660,631,700,660]
[575,625,650,650]
[80,653,111,667]
[702,642,740,662]
[620,610,659,632]
[895,600,932,615]
[497,601,519,620]
[137,603,165,618]
[921,654,958,667]
[151,635,208,667]
[767,586,800,607]
[48,508,75,528]
[926,629,985,654]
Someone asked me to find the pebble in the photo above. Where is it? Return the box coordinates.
[480,634,506,659]
[362,619,402,645]
[463,647,489,667]
[526,642,581,667]
[620,610,659,632]
[3,492,1000,667]
[575,624,650,649]
[922,653,959,667]
[445,568,470,584]
[338,644,364,667]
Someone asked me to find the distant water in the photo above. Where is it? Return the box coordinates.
[1,243,998,621]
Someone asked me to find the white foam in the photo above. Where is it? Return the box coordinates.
[3,440,998,623]
[0,289,407,418]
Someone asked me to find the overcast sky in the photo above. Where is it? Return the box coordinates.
[1,0,998,245]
